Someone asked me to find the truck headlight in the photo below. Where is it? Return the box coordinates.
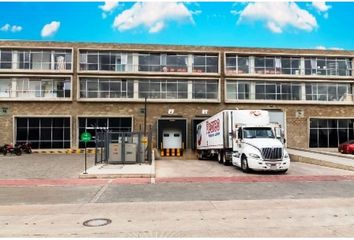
[249,153,260,159]
[283,152,289,158]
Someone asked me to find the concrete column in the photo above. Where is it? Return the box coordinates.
[249,56,255,74]
[133,80,139,99]
[188,80,193,99]
[11,78,17,98]
[301,83,306,101]
[132,53,139,72]
[187,54,193,73]
[300,57,305,75]
[12,51,17,69]
[51,50,55,70]
[250,82,256,100]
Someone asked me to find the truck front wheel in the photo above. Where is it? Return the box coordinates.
[241,156,250,173]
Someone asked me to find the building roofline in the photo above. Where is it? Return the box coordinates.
[0,39,353,55]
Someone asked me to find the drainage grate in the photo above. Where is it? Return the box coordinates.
[83,218,112,227]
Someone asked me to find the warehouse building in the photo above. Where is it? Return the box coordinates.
[0,41,353,157]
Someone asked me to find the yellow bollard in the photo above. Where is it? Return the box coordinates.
[171,148,175,156]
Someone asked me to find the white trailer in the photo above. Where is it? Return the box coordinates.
[196,110,290,173]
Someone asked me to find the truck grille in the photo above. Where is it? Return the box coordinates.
[261,147,282,160]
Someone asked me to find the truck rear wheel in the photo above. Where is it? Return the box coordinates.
[217,152,223,164]
[241,156,250,173]
[222,153,230,166]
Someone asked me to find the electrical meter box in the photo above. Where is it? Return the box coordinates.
[124,143,137,163]
[108,143,137,163]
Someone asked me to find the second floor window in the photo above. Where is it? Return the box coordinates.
[225,55,250,74]
[80,51,133,72]
[138,53,161,72]
[305,83,350,101]
[16,50,71,71]
[80,78,134,98]
[0,50,12,69]
[0,78,71,99]
[192,80,218,99]
[255,82,301,100]
[193,54,218,73]
[138,80,188,99]
[304,58,352,76]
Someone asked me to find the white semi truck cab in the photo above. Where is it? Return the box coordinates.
[196,110,290,173]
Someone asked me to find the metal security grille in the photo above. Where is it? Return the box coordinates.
[261,147,282,160]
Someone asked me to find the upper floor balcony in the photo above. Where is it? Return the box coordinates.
[225,54,353,78]
[79,50,219,75]
[0,48,72,72]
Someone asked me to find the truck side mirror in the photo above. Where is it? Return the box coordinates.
[237,129,243,139]
[275,127,281,138]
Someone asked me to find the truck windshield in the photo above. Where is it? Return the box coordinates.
[243,127,274,139]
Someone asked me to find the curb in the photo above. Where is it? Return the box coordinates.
[289,147,354,160]
[290,154,354,172]
[1,175,354,187]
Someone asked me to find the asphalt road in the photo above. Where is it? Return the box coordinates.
[1,180,354,205]
[0,184,354,237]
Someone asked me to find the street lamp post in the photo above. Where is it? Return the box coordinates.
[144,96,147,136]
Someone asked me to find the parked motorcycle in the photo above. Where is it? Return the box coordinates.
[1,144,22,156]
[15,142,32,154]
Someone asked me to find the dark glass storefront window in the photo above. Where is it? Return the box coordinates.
[16,117,70,149]
[309,118,354,148]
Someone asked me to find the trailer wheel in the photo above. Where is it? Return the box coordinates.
[222,153,230,166]
[241,156,250,173]
[217,152,223,164]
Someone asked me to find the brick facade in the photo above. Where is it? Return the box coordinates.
[0,41,353,153]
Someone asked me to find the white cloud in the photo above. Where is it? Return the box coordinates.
[267,22,282,33]
[312,2,331,18]
[238,2,318,33]
[1,23,22,32]
[41,21,60,37]
[11,25,22,32]
[0,24,10,32]
[99,1,118,12]
[315,46,344,50]
[149,22,164,33]
[113,2,194,33]
[315,45,326,50]
[312,2,331,12]
[99,1,119,18]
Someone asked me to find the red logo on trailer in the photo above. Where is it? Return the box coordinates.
[206,119,220,134]
[249,111,262,117]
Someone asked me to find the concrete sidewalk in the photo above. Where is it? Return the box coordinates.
[288,148,354,171]
[79,160,155,179]
[1,198,353,237]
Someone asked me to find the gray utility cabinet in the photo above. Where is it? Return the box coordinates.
[108,143,137,163]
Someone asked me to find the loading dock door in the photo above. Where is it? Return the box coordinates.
[157,119,186,150]
[162,129,182,149]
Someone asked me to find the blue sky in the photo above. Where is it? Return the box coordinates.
[0,1,353,50]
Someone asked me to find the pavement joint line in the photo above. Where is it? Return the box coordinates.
[89,179,112,203]
[1,175,354,187]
